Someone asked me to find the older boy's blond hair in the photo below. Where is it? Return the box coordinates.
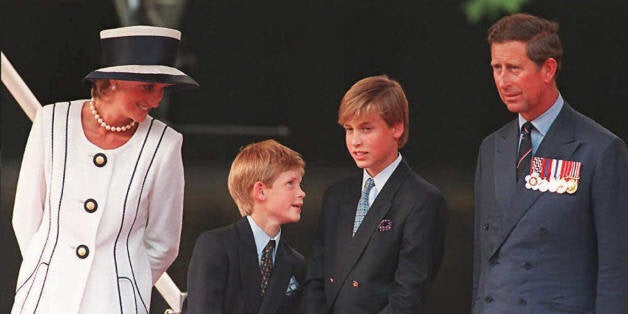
[338,75,410,148]
[228,139,305,216]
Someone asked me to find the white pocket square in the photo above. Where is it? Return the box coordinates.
[285,275,300,295]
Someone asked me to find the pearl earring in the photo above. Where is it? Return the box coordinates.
[111,84,117,90]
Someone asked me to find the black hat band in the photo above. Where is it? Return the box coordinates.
[101,36,179,67]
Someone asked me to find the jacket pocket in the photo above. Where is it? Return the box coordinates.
[14,263,49,313]
[540,300,592,313]
[118,277,148,314]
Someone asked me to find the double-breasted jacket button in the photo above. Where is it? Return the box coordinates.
[482,223,490,231]
[522,261,533,270]
[538,227,548,235]
[484,295,494,303]
[518,298,527,306]
[93,153,107,167]
[76,245,90,259]
[489,258,499,267]
[352,280,359,288]
[84,199,98,213]
[329,277,334,283]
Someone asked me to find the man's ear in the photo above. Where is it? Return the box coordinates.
[542,58,558,83]
[392,122,404,140]
[253,181,266,201]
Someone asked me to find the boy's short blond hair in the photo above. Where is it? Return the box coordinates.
[228,139,305,216]
[338,74,410,148]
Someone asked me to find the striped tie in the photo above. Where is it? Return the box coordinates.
[353,178,375,236]
[516,122,533,180]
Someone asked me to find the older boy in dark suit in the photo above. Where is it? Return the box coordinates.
[183,139,306,314]
[304,75,447,314]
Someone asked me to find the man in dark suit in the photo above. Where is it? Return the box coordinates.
[183,140,306,314]
[305,75,447,313]
[473,13,628,313]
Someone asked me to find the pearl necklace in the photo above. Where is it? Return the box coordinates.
[89,100,136,132]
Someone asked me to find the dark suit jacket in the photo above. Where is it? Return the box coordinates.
[473,103,628,313]
[304,159,447,314]
[183,217,305,314]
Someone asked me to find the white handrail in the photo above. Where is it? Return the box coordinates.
[155,273,186,313]
[1,51,186,314]
[1,52,41,121]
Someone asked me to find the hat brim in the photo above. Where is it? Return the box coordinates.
[84,65,199,89]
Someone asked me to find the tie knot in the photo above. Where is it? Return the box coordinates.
[264,240,276,252]
[522,122,533,135]
[363,178,375,195]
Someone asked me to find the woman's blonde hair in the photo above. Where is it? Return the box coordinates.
[89,79,113,99]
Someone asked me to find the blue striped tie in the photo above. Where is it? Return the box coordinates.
[353,178,375,236]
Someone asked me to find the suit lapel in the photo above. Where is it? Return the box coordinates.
[334,176,362,258]
[534,103,580,160]
[257,241,296,314]
[353,161,410,239]
[494,120,518,207]
[490,104,581,258]
[236,217,263,313]
[331,160,410,302]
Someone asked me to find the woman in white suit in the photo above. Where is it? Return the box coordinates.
[11,25,198,314]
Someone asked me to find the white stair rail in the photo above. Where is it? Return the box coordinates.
[1,52,40,121]
[1,51,186,314]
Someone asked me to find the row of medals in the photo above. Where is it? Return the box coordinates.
[525,172,578,194]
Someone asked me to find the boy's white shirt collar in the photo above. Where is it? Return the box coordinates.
[362,153,402,204]
[246,215,281,264]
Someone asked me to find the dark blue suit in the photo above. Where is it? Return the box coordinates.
[305,159,447,313]
[183,217,305,314]
[473,103,628,313]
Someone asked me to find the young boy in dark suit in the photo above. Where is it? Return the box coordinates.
[183,139,306,314]
[304,75,447,314]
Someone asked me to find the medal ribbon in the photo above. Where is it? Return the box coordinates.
[573,161,581,179]
[560,159,568,178]
[542,158,550,180]
[553,159,562,181]
[531,157,542,174]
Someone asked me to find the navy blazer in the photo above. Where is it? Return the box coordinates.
[183,217,305,314]
[304,159,447,314]
[473,103,628,313]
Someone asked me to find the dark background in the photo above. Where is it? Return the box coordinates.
[2,1,626,313]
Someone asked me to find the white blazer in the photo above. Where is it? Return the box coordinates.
[12,100,184,314]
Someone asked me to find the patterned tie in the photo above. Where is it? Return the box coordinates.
[353,178,375,236]
[259,240,275,296]
[516,122,533,180]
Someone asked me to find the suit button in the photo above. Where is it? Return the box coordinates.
[519,298,527,305]
[93,153,107,167]
[329,277,334,283]
[84,199,98,213]
[484,296,493,303]
[489,259,499,267]
[352,280,359,288]
[538,227,548,235]
[522,261,533,270]
[482,224,490,231]
[76,245,89,259]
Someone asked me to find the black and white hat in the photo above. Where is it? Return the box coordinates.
[84,25,199,89]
